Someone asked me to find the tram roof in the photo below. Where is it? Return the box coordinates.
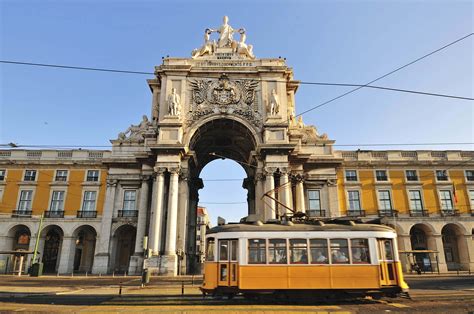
[207,221,395,234]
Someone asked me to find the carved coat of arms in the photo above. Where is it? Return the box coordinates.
[188,74,260,127]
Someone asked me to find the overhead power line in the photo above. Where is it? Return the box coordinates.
[1,47,473,102]
[296,32,474,117]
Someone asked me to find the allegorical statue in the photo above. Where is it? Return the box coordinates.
[192,28,216,59]
[268,89,280,115]
[167,88,181,116]
[209,16,243,48]
[236,30,255,59]
[118,115,151,141]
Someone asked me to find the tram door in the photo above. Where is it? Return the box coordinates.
[377,239,398,286]
[217,239,238,287]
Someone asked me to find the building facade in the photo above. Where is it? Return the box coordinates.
[0,17,473,276]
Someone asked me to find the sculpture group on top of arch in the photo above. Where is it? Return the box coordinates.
[192,16,255,59]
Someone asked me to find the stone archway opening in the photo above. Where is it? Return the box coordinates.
[72,225,97,273]
[112,224,136,274]
[442,224,466,271]
[186,118,259,274]
[409,223,435,272]
[41,225,64,273]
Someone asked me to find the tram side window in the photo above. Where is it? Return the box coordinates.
[351,239,370,264]
[330,239,350,264]
[248,239,266,264]
[290,239,308,264]
[310,239,329,264]
[268,239,287,264]
[206,238,215,261]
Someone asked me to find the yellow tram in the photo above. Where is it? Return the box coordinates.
[201,221,409,299]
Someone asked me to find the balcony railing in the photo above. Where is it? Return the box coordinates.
[378,209,398,217]
[117,210,139,218]
[347,209,366,217]
[307,209,326,217]
[44,211,64,218]
[12,210,32,218]
[77,210,97,218]
[410,209,429,217]
[440,209,459,217]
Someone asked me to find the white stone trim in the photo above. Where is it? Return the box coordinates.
[343,169,359,184]
[374,169,390,183]
[375,188,394,210]
[405,186,425,211]
[48,188,68,212]
[80,188,99,212]
[345,188,362,211]
[84,169,101,183]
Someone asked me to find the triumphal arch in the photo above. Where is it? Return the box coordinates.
[92,17,340,276]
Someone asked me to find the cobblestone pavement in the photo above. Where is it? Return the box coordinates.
[0,275,472,313]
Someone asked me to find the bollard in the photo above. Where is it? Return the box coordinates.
[71,271,74,277]
[113,271,115,277]
[85,271,88,277]
[57,270,60,277]
[124,271,127,277]
[99,272,102,277]
[181,281,184,296]
[119,283,122,296]
[192,275,194,286]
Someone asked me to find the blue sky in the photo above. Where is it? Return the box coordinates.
[1,0,473,224]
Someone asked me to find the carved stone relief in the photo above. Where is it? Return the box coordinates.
[187,74,262,127]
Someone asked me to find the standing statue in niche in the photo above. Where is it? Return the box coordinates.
[267,89,280,116]
[167,88,181,116]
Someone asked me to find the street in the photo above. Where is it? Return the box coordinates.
[0,275,472,313]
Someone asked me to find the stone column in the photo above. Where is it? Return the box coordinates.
[177,169,189,275]
[327,180,339,218]
[254,173,265,220]
[432,234,448,273]
[58,236,75,274]
[279,172,292,216]
[129,175,150,275]
[295,176,306,213]
[150,169,166,255]
[134,176,150,255]
[92,179,117,274]
[243,177,256,215]
[165,169,179,255]
[263,170,275,221]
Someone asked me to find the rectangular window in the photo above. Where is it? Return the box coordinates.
[0,169,5,181]
[439,190,453,210]
[406,170,418,181]
[466,170,474,181]
[345,170,358,182]
[55,170,68,182]
[378,190,392,210]
[409,190,423,210]
[470,190,474,207]
[50,191,65,211]
[82,191,97,211]
[206,238,215,261]
[123,190,136,211]
[86,170,100,182]
[375,170,388,181]
[24,170,37,181]
[18,190,33,210]
[348,190,361,210]
[436,170,448,181]
[351,239,370,264]
[310,239,329,264]
[290,239,308,264]
[307,190,322,216]
[330,239,350,264]
[268,239,287,264]
[219,241,229,261]
[248,239,266,264]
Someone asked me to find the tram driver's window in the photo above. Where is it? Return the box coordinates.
[268,239,287,264]
[219,241,229,261]
[330,239,350,264]
[248,239,266,264]
[290,239,308,264]
[310,239,329,264]
[206,238,215,261]
[351,239,370,264]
